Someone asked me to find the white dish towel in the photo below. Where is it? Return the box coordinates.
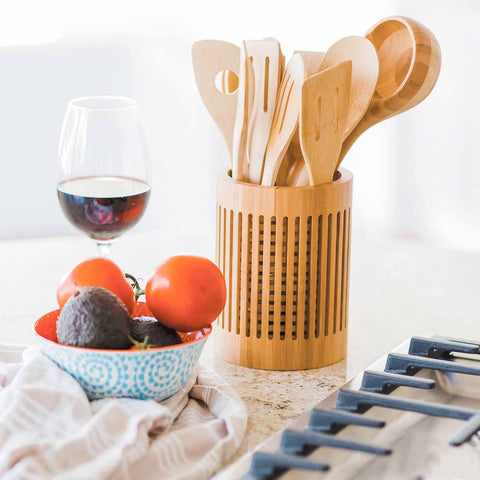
[0,346,247,480]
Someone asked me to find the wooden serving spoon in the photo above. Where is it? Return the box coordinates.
[300,61,351,185]
[293,50,325,78]
[192,40,240,159]
[337,15,442,169]
[319,36,379,139]
[281,39,378,186]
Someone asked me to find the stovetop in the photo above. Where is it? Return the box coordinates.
[215,335,480,479]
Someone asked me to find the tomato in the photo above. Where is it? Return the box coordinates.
[57,257,135,314]
[145,255,226,332]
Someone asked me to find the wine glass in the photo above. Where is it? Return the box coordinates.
[57,96,150,256]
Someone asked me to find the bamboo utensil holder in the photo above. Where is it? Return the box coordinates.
[215,168,353,370]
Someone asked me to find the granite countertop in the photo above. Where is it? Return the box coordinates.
[2,230,480,473]
[201,343,347,462]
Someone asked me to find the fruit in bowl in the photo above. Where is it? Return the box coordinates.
[34,254,225,401]
[57,287,132,349]
[34,301,212,401]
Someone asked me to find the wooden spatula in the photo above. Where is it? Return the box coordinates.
[318,36,379,139]
[246,39,283,184]
[261,54,305,186]
[192,40,240,159]
[300,61,351,185]
[232,41,255,181]
[272,50,324,186]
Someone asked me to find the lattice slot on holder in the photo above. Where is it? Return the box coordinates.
[215,169,352,370]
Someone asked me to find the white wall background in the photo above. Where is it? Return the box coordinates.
[1,0,479,252]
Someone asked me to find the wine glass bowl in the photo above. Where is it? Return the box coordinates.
[57,96,150,254]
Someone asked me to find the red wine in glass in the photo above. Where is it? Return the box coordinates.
[58,97,151,255]
[57,176,150,242]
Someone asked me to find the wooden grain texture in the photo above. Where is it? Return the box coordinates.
[293,50,325,78]
[214,168,353,370]
[192,40,240,158]
[232,41,255,181]
[300,61,351,185]
[276,129,311,186]
[319,35,379,138]
[337,15,442,168]
[274,51,324,186]
[261,54,305,186]
[246,39,283,184]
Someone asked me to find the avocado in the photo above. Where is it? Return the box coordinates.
[131,316,182,347]
[57,286,131,349]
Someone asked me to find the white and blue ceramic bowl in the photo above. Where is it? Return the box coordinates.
[34,302,211,401]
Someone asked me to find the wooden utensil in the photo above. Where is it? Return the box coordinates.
[337,16,442,169]
[192,40,240,158]
[274,50,325,186]
[300,61,351,185]
[246,39,283,184]
[294,50,325,77]
[275,131,303,186]
[232,41,255,181]
[283,38,378,187]
[319,36,379,139]
[261,54,305,186]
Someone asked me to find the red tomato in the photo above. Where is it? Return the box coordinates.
[57,257,135,314]
[145,255,226,332]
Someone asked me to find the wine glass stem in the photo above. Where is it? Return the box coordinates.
[96,242,112,257]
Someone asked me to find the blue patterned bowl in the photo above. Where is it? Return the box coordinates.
[34,302,211,401]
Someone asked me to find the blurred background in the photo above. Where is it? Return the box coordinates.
[1,0,478,251]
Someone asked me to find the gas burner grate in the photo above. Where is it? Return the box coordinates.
[216,335,480,480]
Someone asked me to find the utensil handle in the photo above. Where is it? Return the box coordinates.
[336,118,370,170]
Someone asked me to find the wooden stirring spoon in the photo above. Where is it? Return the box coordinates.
[294,51,325,78]
[192,40,240,159]
[337,16,442,169]
[282,39,378,186]
[319,36,379,139]
[300,61,351,185]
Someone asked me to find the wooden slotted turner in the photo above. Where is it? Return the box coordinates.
[300,61,351,185]
[318,36,379,139]
[246,39,283,184]
[274,50,324,186]
[192,40,240,159]
[232,41,255,181]
[261,54,305,186]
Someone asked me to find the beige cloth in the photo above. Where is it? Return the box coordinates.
[0,346,247,480]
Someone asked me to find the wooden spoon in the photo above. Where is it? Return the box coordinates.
[282,40,377,186]
[294,51,325,77]
[246,39,283,184]
[300,61,351,185]
[261,54,305,186]
[319,36,379,139]
[192,40,240,159]
[337,16,442,169]
[232,41,255,181]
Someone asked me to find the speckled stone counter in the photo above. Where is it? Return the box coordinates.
[201,341,347,462]
[2,230,480,474]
